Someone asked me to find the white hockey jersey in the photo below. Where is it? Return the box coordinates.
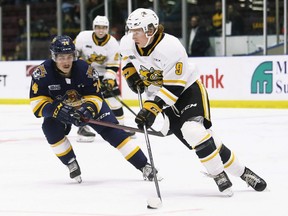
[120,32,199,106]
[74,30,120,79]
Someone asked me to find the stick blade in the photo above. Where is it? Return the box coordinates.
[147,197,162,209]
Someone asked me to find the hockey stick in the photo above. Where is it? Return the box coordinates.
[87,118,164,137]
[114,95,138,116]
[137,88,162,209]
[112,94,158,133]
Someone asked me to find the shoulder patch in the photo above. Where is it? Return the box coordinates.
[86,66,99,81]
[32,65,47,80]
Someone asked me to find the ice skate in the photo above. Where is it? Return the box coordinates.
[213,171,233,196]
[141,163,163,181]
[67,158,82,183]
[240,167,267,191]
[76,126,95,142]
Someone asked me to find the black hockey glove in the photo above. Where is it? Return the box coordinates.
[122,67,144,94]
[102,78,115,92]
[52,102,82,126]
[76,102,97,124]
[135,100,163,129]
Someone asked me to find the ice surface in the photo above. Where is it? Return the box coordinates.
[0,105,287,216]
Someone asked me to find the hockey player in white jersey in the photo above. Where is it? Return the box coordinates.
[74,15,135,142]
[120,8,267,196]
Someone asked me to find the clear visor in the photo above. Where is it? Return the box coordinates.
[52,52,77,62]
[94,25,108,31]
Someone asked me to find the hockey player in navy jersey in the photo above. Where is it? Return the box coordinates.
[29,35,161,183]
[120,8,267,195]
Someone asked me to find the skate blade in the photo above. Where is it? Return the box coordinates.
[76,136,95,143]
[144,175,164,182]
[222,188,233,197]
[74,176,82,183]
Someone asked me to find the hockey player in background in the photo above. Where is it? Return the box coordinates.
[74,15,135,142]
[29,35,161,183]
[120,8,267,196]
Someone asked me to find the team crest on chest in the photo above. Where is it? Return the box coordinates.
[63,89,82,107]
[139,65,163,87]
[88,53,107,65]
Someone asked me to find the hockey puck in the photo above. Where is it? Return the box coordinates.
[147,197,162,209]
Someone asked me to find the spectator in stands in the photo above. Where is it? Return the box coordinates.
[63,13,76,29]
[61,1,80,39]
[73,3,81,26]
[160,0,182,38]
[188,15,210,57]
[14,43,26,60]
[210,0,222,36]
[86,0,101,29]
[62,1,74,15]
[62,0,80,30]
[227,4,244,36]
[17,18,26,44]
[31,19,50,40]
[86,0,127,39]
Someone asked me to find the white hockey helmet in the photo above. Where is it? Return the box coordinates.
[93,15,109,29]
[126,8,159,33]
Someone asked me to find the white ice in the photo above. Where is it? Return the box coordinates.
[0,105,287,216]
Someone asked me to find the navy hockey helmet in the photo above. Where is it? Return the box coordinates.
[50,35,77,61]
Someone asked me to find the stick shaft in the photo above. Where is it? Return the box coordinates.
[114,95,138,116]
[87,119,164,137]
[137,89,162,200]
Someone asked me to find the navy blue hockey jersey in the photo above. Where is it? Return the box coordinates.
[29,59,103,118]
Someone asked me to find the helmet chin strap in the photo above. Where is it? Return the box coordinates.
[143,29,158,48]
[143,35,152,48]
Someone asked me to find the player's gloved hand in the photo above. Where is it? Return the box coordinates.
[135,100,163,129]
[102,78,115,92]
[76,102,97,125]
[52,102,82,126]
[123,69,145,94]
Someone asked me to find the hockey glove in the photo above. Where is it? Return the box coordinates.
[102,78,115,92]
[135,100,163,129]
[122,67,144,94]
[76,102,97,124]
[52,102,82,126]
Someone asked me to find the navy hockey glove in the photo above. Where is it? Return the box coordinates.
[76,102,97,123]
[52,102,82,126]
[102,78,115,92]
[135,100,163,129]
[122,67,144,94]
